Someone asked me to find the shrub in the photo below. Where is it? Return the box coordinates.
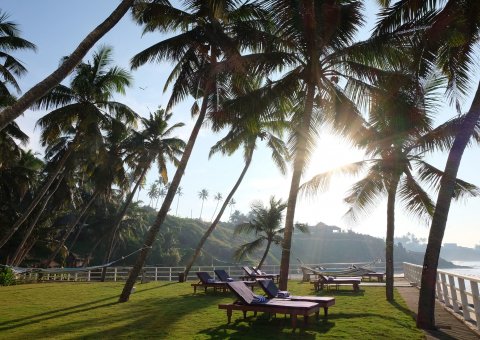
[0,267,16,286]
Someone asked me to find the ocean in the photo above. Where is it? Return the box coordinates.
[449,261,480,279]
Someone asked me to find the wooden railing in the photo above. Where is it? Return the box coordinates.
[403,262,480,330]
[14,261,398,283]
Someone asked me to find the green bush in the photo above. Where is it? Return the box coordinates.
[0,266,16,286]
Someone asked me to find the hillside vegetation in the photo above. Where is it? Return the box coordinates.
[68,213,456,269]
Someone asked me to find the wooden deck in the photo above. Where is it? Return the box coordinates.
[395,277,480,339]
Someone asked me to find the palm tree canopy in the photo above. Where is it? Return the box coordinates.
[0,11,37,95]
[124,108,185,185]
[198,188,209,200]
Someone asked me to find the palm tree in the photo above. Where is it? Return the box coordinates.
[182,108,290,280]
[198,189,209,220]
[302,72,479,301]
[0,45,136,249]
[210,193,223,221]
[175,186,183,216]
[228,198,236,218]
[0,11,36,99]
[119,0,276,302]
[374,0,480,328]
[255,0,394,290]
[0,0,135,131]
[147,183,158,207]
[234,196,308,269]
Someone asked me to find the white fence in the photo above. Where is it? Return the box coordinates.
[403,262,480,330]
[15,261,397,283]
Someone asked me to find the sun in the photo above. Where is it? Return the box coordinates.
[305,133,365,178]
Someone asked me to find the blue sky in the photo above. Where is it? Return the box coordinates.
[3,0,480,248]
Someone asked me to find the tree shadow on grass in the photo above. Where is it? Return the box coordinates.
[21,292,228,339]
[0,282,166,329]
[198,313,335,339]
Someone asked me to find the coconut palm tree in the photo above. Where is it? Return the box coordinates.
[0,10,37,99]
[119,0,280,302]
[0,45,136,250]
[251,0,401,289]
[210,193,223,221]
[182,105,290,280]
[198,189,209,220]
[374,0,480,328]
[234,196,308,269]
[228,198,236,218]
[0,0,135,131]
[302,72,479,301]
[175,186,183,216]
[147,183,158,207]
[100,109,185,280]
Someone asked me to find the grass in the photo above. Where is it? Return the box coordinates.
[0,280,424,339]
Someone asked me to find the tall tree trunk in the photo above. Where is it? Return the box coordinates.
[45,191,99,267]
[68,215,88,252]
[183,151,253,280]
[0,147,73,249]
[101,166,148,281]
[211,202,220,222]
[118,93,209,303]
[199,200,204,220]
[13,235,39,266]
[279,82,315,290]
[417,82,480,329]
[176,195,180,216]
[10,174,65,265]
[0,0,135,131]
[386,177,399,302]
[257,240,271,270]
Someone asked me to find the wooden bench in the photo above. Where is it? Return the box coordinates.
[313,276,361,292]
[362,272,385,282]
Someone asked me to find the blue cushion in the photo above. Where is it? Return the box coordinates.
[207,278,216,283]
[227,278,234,282]
[252,295,268,304]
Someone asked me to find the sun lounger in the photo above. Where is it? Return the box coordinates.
[218,281,320,330]
[257,279,335,317]
[214,269,257,289]
[241,266,280,283]
[191,272,229,293]
[312,274,361,292]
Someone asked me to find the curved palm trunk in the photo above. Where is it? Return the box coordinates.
[386,177,399,302]
[118,94,209,302]
[101,166,149,281]
[257,240,272,270]
[211,202,220,222]
[10,173,65,265]
[45,191,99,267]
[0,0,135,131]
[417,82,480,329]
[279,82,315,290]
[0,147,72,249]
[183,151,253,280]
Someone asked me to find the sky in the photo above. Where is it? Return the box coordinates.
[2,0,480,248]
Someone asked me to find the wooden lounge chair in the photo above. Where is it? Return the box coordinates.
[241,266,280,283]
[257,279,335,317]
[191,272,229,293]
[313,274,361,292]
[218,281,320,330]
[214,269,257,289]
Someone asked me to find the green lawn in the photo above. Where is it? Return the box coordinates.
[0,280,423,339]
